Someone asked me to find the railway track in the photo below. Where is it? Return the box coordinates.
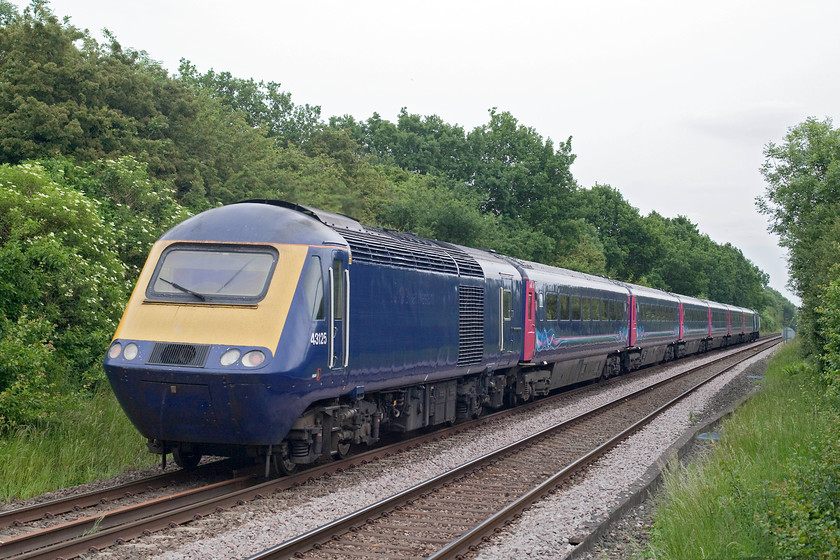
[0,337,777,560]
[247,336,779,559]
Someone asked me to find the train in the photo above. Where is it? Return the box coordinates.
[104,200,759,472]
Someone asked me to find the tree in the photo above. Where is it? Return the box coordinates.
[759,117,840,353]
[466,109,576,223]
[38,156,192,275]
[0,6,295,209]
[573,184,663,281]
[177,60,322,146]
[0,0,16,25]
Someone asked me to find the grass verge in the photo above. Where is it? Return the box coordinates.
[647,340,840,559]
[0,388,156,502]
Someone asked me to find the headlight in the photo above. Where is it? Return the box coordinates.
[242,350,266,368]
[108,343,122,359]
[123,343,139,360]
[220,348,241,366]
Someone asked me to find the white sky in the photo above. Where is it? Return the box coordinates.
[23,0,840,306]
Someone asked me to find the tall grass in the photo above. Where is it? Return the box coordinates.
[0,388,156,502]
[648,341,835,559]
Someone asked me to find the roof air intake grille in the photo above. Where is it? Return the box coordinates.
[335,228,484,278]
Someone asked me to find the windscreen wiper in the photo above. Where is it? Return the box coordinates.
[158,277,206,301]
[216,256,256,293]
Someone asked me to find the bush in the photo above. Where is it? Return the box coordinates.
[758,416,840,559]
[648,343,839,559]
[0,313,69,427]
[0,158,192,429]
[39,156,193,275]
[817,272,840,390]
[0,162,128,390]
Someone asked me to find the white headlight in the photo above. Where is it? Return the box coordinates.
[220,348,241,366]
[242,350,266,367]
[123,343,139,360]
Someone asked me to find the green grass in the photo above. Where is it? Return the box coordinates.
[647,341,837,559]
[0,388,156,502]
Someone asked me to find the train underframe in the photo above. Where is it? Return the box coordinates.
[157,332,758,472]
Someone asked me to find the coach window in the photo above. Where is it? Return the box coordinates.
[571,296,581,321]
[503,289,512,321]
[582,298,591,321]
[559,294,570,321]
[303,256,325,320]
[546,292,558,321]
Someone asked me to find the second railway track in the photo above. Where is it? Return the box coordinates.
[248,336,779,560]
[0,337,778,560]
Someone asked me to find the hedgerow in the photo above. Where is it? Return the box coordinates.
[0,159,188,429]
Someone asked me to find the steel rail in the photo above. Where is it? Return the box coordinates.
[1,336,776,559]
[0,458,247,527]
[0,474,263,560]
[244,337,779,559]
[428,337,779,559]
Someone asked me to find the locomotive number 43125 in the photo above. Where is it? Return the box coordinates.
[310,332,328,346]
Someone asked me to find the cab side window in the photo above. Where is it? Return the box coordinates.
[303,256,325,320]
[332,258,344,319]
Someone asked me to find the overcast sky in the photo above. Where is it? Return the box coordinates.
[25,0,840,306]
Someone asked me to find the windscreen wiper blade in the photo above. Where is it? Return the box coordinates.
[158,277,206,301]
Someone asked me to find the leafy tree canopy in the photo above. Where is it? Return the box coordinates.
[0,0,790,429]
[759,117,840,354]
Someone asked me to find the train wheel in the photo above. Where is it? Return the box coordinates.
[276,452,297,476]
[335,440,352,460]
[173,448,202,469]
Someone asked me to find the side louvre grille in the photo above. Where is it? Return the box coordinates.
[148,343,210,367]
[458,285,484,366]
[336,228,484,278]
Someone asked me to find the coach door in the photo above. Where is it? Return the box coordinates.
[500,279,516,354]
[522,281,537,363]
[329,253,350,373]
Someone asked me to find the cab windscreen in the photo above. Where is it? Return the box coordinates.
[147,244,278,304]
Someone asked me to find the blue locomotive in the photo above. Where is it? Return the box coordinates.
[104,201,759,471]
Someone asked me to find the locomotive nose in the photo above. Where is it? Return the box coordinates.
[103,235,320,445]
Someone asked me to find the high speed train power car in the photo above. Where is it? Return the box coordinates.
[104,201,759,471]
